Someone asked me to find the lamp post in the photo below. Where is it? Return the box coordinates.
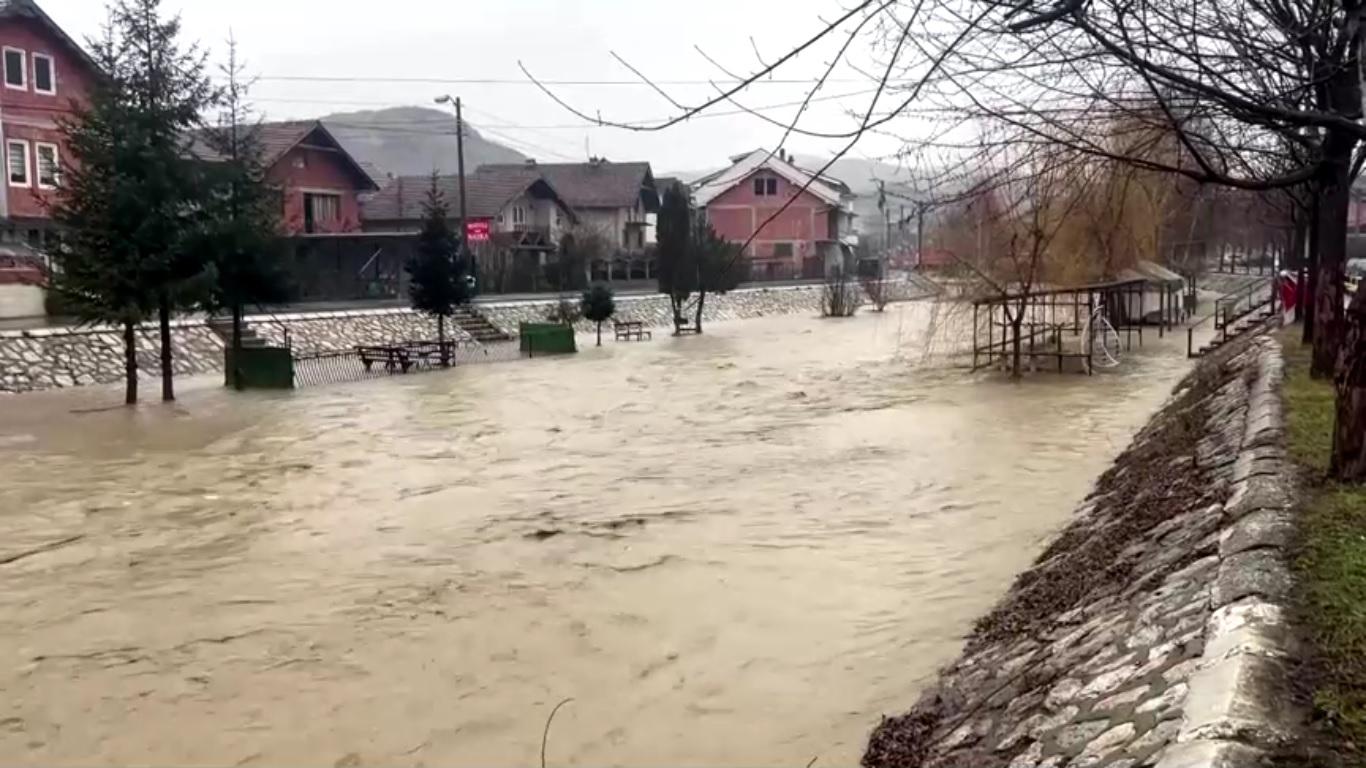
[434,95,468,252]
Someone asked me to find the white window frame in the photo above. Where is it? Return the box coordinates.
[34,142,58,189]
[7,139,30,187]
[3,47,26,90]
[31,53,54,96]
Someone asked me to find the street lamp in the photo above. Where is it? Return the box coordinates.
[433,94,468,251]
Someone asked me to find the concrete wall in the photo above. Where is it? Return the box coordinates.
[0,283,42,318]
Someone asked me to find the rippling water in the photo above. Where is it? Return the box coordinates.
[0,306,1193,767]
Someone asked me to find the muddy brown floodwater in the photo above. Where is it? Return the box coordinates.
[0,307,1193,767]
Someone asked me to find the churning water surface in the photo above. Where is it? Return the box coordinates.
[0,305,1193,767]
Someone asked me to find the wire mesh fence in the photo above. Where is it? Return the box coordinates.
[292,340,525,388]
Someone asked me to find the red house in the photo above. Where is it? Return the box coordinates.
[192,121,378,236]
[691,149,857,280]
[0,0,96,249]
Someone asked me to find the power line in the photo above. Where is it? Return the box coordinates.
[249,86,882,130]
[257,74,877,86]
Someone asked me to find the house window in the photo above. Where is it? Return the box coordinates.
[753,176,779,196]
[3,48,24,89]
[773,242,795,259]
[32,54,53,95]
[753,177,765,196]
[35,143,58,188]
[7,140,29,187]
[303,192,340,233]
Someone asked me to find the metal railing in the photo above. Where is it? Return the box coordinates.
[292,339,525,388]
[1187,278,1275,357]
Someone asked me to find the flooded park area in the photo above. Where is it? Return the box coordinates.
[0,306,1195,767]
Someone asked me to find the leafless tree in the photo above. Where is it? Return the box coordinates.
[520,0,1366,477]
[823,265,864,317]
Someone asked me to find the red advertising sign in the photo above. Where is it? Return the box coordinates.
[466,219,492,243]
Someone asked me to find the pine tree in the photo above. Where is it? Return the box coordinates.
[690,219,746,333]
[51,0,218,403]
[580,284,616,346]
[49,24,150,405]
[192,36,290,389]
[406,174,470,366]
[656,184,695,333]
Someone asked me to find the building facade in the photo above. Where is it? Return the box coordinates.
[0,0,95,249]
[477,159,660,282]
[691,149,858,280]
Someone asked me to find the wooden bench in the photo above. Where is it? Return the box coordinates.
[403,340,458,367]
[613,321,653,342]
[356,345,414,374]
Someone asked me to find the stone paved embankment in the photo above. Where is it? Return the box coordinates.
[864,330,1300,768]
[0,283,935,393]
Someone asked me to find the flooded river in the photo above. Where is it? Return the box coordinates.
[0,307,1193,767]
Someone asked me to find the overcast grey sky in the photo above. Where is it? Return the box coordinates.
[48,0,909,172]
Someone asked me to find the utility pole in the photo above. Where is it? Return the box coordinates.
[435,94,470,254]
[456,97,468,254]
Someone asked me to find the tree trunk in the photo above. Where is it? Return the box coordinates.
[1313,142,1352,379]
[230,304,244,390]
[1305,190,1320,344]
[1333,286,1366,481]
[695,291,706,334]
[1011,317,1023,379]
[123,320,138,405]
[1291,213,1307,323]
[438,315,449,367]
[158,292,174,402]
[596,321,602,347]
[671,294,685,335]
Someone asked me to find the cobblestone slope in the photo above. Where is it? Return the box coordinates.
[864,332,1300,768]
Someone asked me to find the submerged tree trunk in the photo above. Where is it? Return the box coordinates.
[158,292,174,402]
[123,320,138,405]
[596,320,602,347]
[438,314,449,367]
[228,304,244,389]
[694,291,707,334]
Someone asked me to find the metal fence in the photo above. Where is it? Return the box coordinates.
[292,340,525,388]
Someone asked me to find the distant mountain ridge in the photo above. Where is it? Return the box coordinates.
[320,106,527,180]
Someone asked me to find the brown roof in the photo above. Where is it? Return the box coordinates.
[1,1,97,70]
[361,169,571,223]
[189,121,378,191]
[476,160,658,211]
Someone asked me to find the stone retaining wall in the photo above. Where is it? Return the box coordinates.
[864,330,1299,768]
[0,283,907,394]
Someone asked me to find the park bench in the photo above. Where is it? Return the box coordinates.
[356,344,414,374]
[613,321,652,342]
[403,339,458,367]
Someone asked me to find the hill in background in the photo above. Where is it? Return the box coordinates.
[320,106,527,180]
